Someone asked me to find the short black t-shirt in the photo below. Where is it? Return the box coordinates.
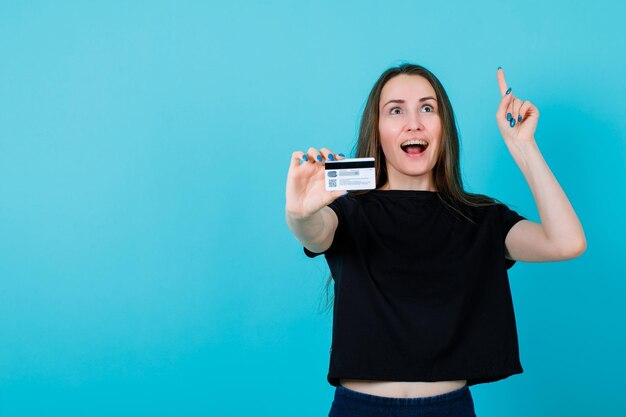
[304,190,527,387]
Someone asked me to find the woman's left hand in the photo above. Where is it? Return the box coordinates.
[496,68,539,145]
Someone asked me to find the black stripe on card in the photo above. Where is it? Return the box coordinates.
[325,160,375,170]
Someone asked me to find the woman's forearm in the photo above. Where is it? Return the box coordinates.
[286,208,330,250]
[507,138,587,255]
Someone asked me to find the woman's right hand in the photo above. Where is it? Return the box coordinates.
[285,147,346,219]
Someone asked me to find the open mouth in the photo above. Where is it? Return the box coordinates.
[400,139,429,155]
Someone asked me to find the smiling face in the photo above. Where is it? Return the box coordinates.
[378,74,443,191]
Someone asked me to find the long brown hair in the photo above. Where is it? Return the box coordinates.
[318,63,507,315]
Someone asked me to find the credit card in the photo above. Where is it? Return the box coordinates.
[324,157,376,191]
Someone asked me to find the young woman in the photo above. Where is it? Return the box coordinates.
[285,63,586,416]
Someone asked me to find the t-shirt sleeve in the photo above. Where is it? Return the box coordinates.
[498,203,527,270]
[303,196,346,258]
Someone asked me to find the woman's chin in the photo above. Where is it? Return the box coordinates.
[398,163,433,177]
[386,158,434,179]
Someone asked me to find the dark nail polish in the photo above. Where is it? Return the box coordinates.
[506,113,512,121]
[518,115,522,122]
[510,118,516,127]
[505,87,512,95]
[338,153,345,157]
[316,155,322,162]
[302,155,308,162]
[498,66,502,70]
[328,154,335,161]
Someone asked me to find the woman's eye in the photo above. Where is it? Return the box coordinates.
[422,105,434,112]
[390,107,401,115]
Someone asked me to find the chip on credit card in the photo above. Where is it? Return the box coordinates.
[324,157,376,191]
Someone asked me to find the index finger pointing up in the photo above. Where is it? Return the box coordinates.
[497,67,509,97]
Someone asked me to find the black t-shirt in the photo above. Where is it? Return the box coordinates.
[304,189,527,387]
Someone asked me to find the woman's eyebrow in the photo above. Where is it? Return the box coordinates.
[382,97,437,107]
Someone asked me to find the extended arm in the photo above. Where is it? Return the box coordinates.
[286,206,338,253]
[496,68,586,262]
[285,147,344,254]
[504,140,586,261]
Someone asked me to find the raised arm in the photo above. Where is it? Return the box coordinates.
[285,147,345,253]
[495,68,587,262]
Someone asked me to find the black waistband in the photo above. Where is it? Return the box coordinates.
[335,385,471,406]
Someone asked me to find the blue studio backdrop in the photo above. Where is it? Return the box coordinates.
[1,1,625,416]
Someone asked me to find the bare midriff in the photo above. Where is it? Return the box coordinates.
[339,379,468,398]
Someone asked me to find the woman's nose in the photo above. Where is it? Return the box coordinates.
[407,113,425,131]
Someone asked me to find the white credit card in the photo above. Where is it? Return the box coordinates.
[324,157,376,191]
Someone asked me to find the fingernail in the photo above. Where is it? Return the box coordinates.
[518,115,522,122]
[505,87,512,95]
[338,153,345,157]
[316,155,322,162]
[328,153,335,161]
[510,118,516,127]
[498,66,502,70]
[506,113,512,121]
[302,155,308,162]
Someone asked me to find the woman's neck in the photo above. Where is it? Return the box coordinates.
[380,178,437,192]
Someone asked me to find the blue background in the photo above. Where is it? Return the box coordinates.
[1,1,625,416]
